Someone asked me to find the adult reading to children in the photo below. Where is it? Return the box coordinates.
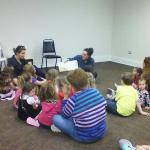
[8,45,45,78]
[69,48,97,78]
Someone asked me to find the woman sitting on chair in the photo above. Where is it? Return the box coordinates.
[8,45,45,78]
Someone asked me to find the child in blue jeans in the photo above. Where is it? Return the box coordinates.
[106,72,138,116]
[53,68,107,143]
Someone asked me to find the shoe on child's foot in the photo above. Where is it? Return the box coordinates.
[119,139,136,150]
[51,124,61,133]
[26,117,40,127]
[106,88,116,99]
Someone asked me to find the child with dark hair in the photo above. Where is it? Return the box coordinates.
[17,82,41,121]
[26,82,63,130]
[132,67,143,89]
[106,72,138,117]
[69,48,97,78]
[0,68,15,101]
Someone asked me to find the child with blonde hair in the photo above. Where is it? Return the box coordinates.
[23,64,46,86]
[37,82,62,129]
[46,69,59,83]
[54,74,74,100]
[86,72,96,88]
[13,72,32,108]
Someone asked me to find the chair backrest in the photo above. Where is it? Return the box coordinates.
[43,39,56,54]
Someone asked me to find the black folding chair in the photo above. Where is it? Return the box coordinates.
[41,39,62,69]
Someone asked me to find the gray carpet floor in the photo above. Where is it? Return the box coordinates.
[0,62,150,150]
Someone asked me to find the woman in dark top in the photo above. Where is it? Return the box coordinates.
[8,45,45,78]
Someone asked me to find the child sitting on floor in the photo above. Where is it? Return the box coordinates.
[54,74,74,100]
[36,82,63,129]
[136,78,150,116]
[45,69,59,83]
[23,64,46,86]
[86,72,96,88]
[132,67,143,89]
[0,69,15,101]
[106,72,138,117]
[53,69,107,143]
[17,82,41,121]
[26,81,63,131]
[13,72,32,109]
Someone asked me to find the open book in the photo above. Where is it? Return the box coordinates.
[58,60,78,72]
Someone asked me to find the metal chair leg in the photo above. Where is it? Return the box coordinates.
[55,58,57,68]
[41,57,44,69]
[46,58,47,70]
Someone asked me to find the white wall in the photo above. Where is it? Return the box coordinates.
[0,0,114,67]
[112,0,150,67]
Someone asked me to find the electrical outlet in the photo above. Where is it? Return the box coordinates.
[128,50,132,54]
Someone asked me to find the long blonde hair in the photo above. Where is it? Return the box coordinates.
[46,69,59,82]
[17,72,32,88]
[87,72,96,88]
[23,64,36,76]
[39,82,57,103]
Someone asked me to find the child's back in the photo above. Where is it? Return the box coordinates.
[37,82,62,127]
[116,85,138,116]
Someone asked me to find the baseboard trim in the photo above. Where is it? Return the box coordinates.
[111,56,142,67]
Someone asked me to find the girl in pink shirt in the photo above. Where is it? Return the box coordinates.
[37,82,62,128]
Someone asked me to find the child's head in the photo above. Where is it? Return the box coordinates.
[54,74,70,93]
[23,64,36,76]
[0,71,12,91]
[86,72,96,88]
[22,82,35,96]
[67,68,88,91]
[132,67,143,76]
[143,57,150,68]
[46,69,59,82]
[138,79,147,90]
[3,66,14,77]
[121,72,133,85]
[17,72,32,88]
[39,82,57,102]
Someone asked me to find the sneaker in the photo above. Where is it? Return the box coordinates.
[26,117,40,127]
[51,124,61,133]
[106,88,116,99]
[119,139,136,150]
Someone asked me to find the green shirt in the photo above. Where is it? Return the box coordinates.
[116,85,138,116]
